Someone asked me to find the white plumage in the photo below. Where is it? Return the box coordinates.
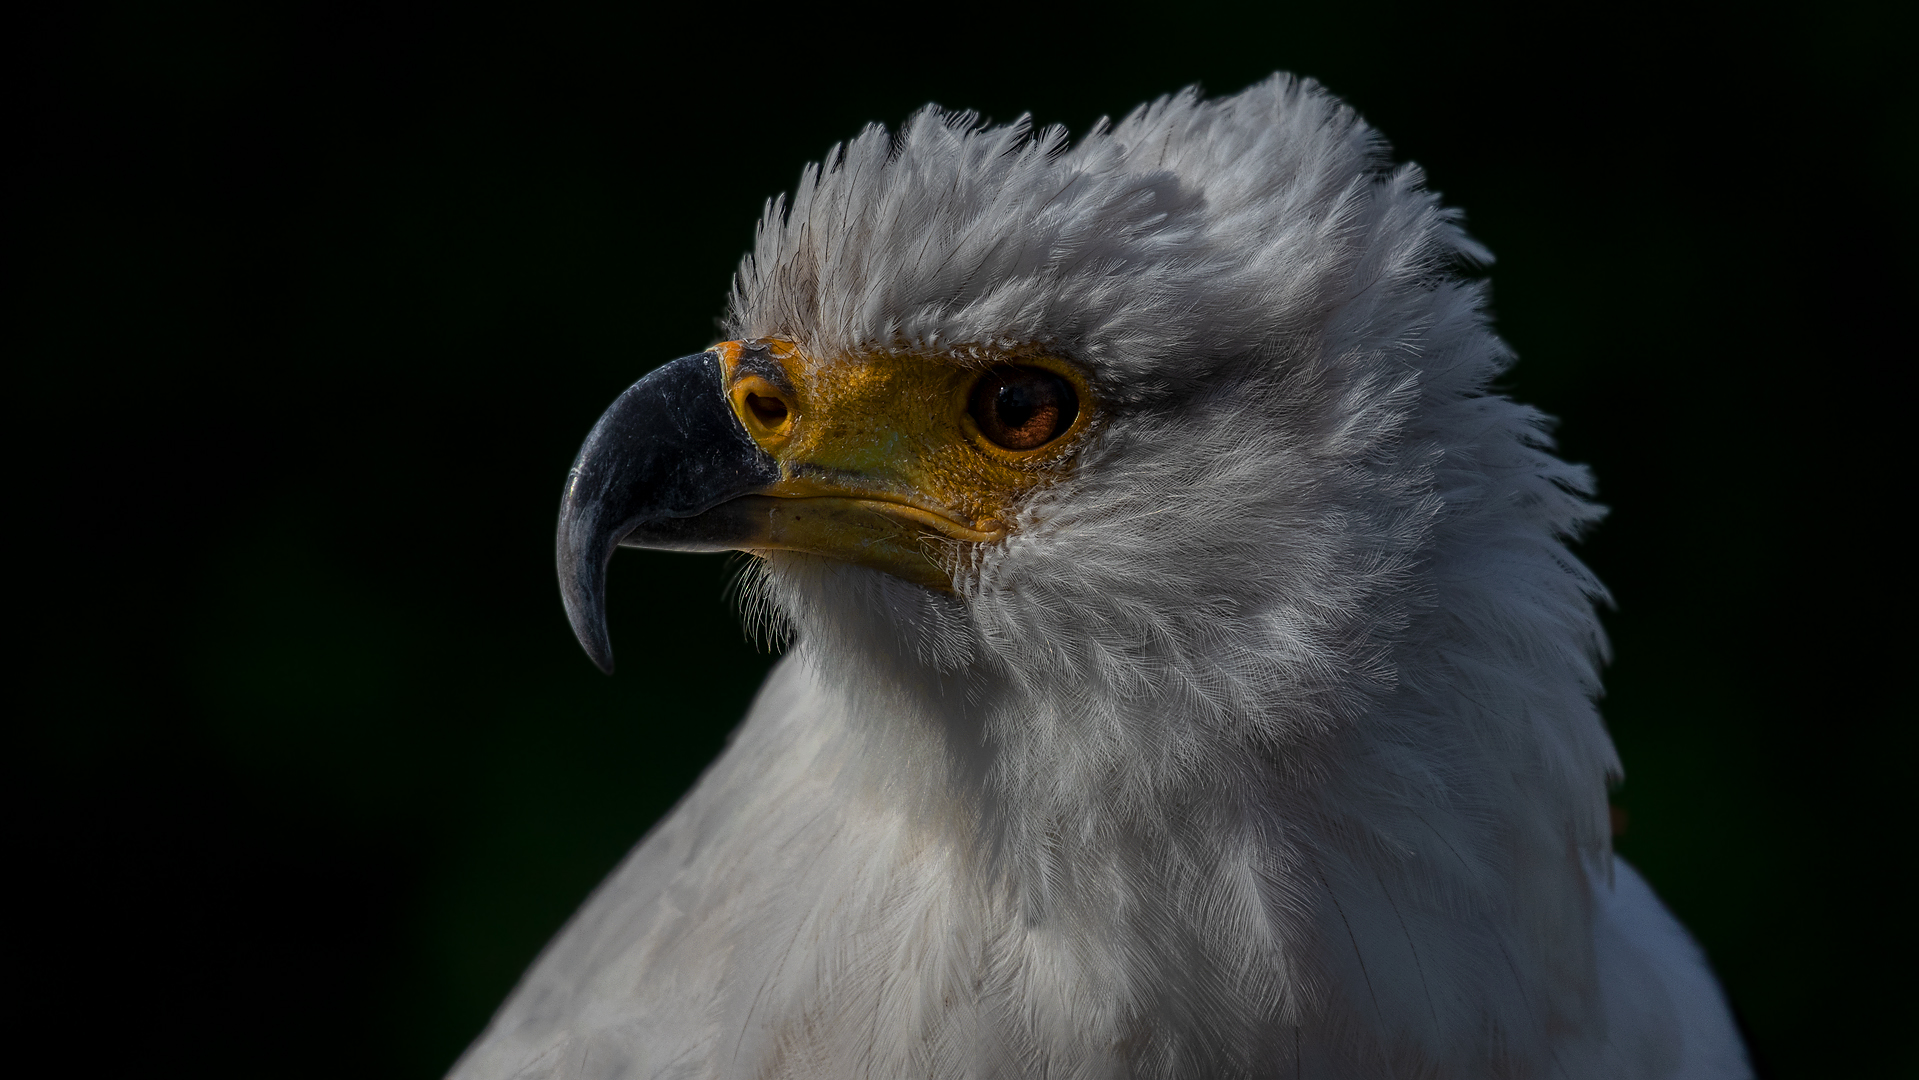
[454,76,1750,1079]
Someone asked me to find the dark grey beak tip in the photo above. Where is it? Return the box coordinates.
[584,639,616,676]
[574,615,618,674]
[556,481,619,674]
[554,351,779,675]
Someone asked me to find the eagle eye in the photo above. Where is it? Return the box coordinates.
[969,366,1077,451]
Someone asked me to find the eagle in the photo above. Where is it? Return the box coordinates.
[451,76,1751,1079]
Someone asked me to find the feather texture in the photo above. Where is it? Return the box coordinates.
[452,75,1749,1079]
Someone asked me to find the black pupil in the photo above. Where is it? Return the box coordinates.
[971,365,1076,450]
[996,381,1042,429]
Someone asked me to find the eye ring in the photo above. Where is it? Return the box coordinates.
[968,366,1078,451]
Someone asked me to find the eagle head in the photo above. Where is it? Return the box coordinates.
[529,76,1715,1078]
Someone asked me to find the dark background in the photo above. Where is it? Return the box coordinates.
[14,1,1913,1076]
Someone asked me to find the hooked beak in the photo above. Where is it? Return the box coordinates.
[555,352,779,673]
[556,345,1012,673]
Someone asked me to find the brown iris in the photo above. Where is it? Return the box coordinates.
[968,366,1078,451]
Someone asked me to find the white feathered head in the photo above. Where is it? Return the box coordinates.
[554,74,1621,1072]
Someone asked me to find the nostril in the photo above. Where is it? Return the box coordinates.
[746,392,788,426]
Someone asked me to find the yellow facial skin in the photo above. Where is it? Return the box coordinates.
[707,338,1093,590]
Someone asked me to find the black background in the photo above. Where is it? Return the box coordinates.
[14,1,1913,1076]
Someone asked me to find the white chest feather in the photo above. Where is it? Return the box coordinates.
[450,656,1746,1080]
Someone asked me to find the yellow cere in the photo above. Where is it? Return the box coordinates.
[708,339,1093,587]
